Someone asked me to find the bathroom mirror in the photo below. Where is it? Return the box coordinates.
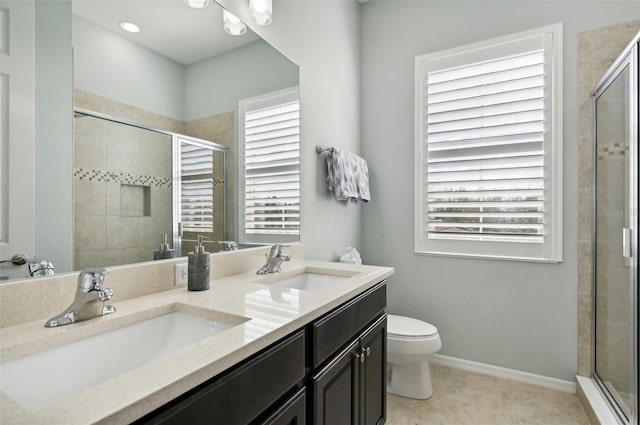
[0,0,299,281]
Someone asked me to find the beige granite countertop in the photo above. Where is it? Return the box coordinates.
[0,260,393,425]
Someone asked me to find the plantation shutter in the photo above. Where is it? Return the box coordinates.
[243,94,300,240]
[180,143,214,232]
[423,39,547,243]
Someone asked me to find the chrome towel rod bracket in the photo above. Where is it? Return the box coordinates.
[315,146,335,154]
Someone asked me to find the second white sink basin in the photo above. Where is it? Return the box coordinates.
[258,268,358,292]
[0,307,247,412]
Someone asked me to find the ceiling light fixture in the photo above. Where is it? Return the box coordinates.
[184,0,210,8]
[223,10,247,36]
[249,0,272,25]
[119,21,140,33]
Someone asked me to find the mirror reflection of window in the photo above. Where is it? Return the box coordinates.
[178,139,227,255]
[180,143,215,233]
[239,87,300,245]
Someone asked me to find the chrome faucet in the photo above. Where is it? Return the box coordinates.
[218,240,238,251]
[28,259,55,277]
[256,244,290,274]
[44,268,116,328]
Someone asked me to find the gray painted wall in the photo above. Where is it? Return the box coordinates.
[73,17,298,123]
[35,0,73,273]
[73,14,186,120]
[219,0,361,261]
[185,40,299,120]
[360,1,639,381]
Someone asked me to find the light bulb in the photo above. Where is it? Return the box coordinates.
[223,10,247,36]
[184,0,210,8]
[249,0,272,26]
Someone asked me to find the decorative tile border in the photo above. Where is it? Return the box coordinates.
[74,168,172,187]
[597,143,628,160]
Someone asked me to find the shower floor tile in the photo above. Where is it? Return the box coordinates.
[386,363,590,425]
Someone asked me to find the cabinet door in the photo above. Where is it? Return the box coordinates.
[312,339,360,425]
[359,315,386,425]
[262,388,306,425]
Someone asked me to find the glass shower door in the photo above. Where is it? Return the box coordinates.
[593,46,638,424]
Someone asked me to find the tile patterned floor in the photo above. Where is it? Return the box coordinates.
[386,364,590,425]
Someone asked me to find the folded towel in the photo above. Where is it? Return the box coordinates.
[326,148,370,203]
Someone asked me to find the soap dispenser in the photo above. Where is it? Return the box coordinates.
[153,234,175,260]
[188,235,210,291]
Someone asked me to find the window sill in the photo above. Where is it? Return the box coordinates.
[414,249,563,264]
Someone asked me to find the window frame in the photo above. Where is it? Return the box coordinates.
[238,86,301,245]
[414,23,563,262]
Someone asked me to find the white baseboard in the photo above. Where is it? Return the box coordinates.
[430,354,576,394]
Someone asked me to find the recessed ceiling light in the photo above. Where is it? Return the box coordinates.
[119,21,140,33]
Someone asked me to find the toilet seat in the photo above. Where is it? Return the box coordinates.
[388,314,438,338]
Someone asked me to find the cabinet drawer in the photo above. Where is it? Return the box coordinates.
[311,281,386,368]
[140,330,306,425]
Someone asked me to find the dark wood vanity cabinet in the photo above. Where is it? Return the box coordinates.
[311,312,387,425]
[135,281,386,425]
[136,330,306,425]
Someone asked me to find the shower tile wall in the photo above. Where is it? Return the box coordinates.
[73,90,234,268]
[576,20,640,378]
[74,90,186,134]
[73,112,172,269]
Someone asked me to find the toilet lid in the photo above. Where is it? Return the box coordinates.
[387,314,438,337]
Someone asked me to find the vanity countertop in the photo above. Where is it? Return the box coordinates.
[0,260,393,425]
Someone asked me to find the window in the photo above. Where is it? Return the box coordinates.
[239,87,300,245]
[414,24,562,262]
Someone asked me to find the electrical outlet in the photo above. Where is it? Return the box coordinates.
[175,263,188,286]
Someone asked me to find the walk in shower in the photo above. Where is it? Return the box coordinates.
[592,31,638,425]
[73,109,228,270]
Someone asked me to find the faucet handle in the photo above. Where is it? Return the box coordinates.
[217,241,238,251]
[270,244,290,256]
[279,245,290,260]
[97,288,113,302]
[78,268,108,291]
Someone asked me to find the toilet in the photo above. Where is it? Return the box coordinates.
[387,314,442,399]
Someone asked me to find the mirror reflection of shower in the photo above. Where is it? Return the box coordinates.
[175,137,227,256]
[72,110,227,270]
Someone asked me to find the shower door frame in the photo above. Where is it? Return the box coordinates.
[591,34,639,425]
[172,135,228,257]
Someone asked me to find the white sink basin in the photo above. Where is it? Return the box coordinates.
[0,309,245,412]
[259,269,357,292]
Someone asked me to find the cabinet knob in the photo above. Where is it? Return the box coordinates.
[354,347,371,362]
